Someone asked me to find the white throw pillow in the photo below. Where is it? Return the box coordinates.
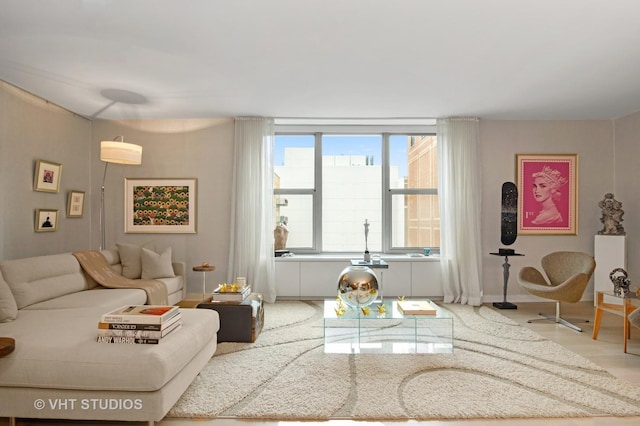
[141,247,176,280]
[0,275,18,322]
[116,243,143,279]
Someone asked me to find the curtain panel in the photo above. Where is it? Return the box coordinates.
[227,117,276,302]
[437,118,483,305]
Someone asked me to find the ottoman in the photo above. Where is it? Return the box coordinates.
[197,293,264,342]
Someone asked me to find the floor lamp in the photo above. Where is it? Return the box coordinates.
[100,136,142,250]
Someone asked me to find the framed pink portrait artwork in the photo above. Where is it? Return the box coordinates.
[516,154,578,235]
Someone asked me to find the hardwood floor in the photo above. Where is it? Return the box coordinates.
[3,300,640,426]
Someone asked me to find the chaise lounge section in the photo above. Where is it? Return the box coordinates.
[0,246,220,425]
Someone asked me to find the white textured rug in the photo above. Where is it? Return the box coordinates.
[168,301,640,420]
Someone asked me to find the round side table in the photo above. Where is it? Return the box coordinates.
[0,337,15,357]
[193,265,215,301]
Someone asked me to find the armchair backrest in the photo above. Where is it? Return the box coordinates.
[541,251,596,286]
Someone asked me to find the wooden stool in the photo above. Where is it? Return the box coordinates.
[193,264,215,302]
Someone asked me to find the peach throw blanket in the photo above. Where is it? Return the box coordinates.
[72,250,168,305]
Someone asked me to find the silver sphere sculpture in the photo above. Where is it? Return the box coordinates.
[337,266,379,308]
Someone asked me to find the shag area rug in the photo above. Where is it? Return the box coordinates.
[168,301,640,420]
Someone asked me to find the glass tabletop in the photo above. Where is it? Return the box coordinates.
[598,290,639,301]
[323,298,451,320]
[323,299,453,354]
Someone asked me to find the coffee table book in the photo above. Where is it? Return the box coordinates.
[97,323,181,344]
[98,312,182,332]
[211,285,251,302]
[397,299,438,315]
[100,305,180,324]
[97,321,182,341]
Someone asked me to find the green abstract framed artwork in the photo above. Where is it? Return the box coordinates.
[124,178,197,234]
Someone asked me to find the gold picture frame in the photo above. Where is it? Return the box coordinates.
[33,159,62,193]
[35,209,58,232]
[516,153,578,235]
[67,190,85,218]
[124,178,197,234]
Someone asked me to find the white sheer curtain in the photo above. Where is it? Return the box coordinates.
[437,118,483,305]
[227,117,276,303]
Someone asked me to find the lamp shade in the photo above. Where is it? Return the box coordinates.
[100,141,142,165]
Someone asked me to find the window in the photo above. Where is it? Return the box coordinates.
[274,130,438,253]
[274,135,315,249]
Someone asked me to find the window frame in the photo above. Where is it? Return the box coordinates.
[274,123,437,254]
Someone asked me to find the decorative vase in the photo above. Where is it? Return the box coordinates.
[337,266,379,308]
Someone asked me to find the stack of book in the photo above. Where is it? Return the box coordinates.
[97,305,182,344]
[211,284,251,302]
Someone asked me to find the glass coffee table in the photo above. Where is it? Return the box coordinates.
[323,299,453,354]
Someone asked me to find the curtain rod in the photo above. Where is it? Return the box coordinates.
[274,118,437,126]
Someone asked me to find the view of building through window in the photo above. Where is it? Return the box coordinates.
[274,133,439,252]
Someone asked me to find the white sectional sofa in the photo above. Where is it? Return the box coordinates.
[0,246,220,425]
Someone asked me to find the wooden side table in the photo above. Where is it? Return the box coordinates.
[193,265,215,302]
[0,337,15,357]
[593,291,640,353]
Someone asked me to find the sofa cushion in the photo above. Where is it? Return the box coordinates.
[116,243,143,279]
[156,276,183,297]
[141,247,176,280]
[22,288,147,311]
[0,275,18,322]
[100,248,120,266]
[0,254,94,309]
[0,307,219,391]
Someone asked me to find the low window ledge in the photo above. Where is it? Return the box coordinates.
[275,253,440,262]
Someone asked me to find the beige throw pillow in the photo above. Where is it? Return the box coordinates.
[116,243,143,279]
[141,247,176,280]
[0,275,18,322]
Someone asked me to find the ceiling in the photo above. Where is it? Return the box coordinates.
[2,0,640,121]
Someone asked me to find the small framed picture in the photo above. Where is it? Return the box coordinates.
[67,190,85,218]
[33,159,62,193]
[35,209,58,232]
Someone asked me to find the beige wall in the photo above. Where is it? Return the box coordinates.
[91,119,234,290]
[612,110,640,281]
[2,82,639,299]
[480,120,615,301]
[0,81,92,260]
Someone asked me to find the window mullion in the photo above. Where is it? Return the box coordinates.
[313,132,322,253]
[389,188,437,195]
[382,133,391,253]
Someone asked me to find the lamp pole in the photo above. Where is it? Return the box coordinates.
[99,136,142,251]
[100,161,110,250]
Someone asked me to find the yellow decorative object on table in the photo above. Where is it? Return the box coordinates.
[334,297,347,316]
